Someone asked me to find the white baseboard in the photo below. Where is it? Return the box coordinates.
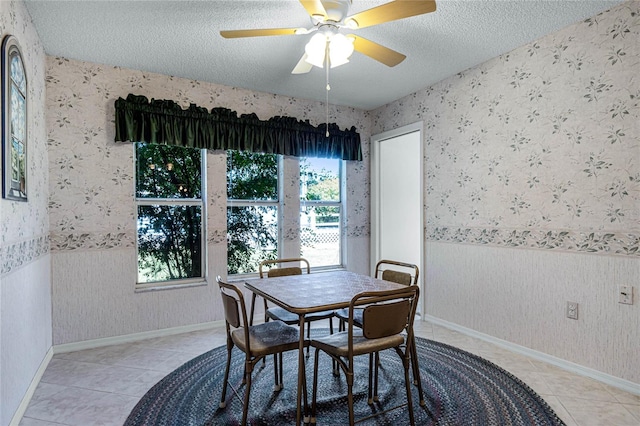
[423,315,640,396]
[53,320,225,354]
[10,347,54,426]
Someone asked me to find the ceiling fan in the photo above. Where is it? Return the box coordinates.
[220,0,437,74]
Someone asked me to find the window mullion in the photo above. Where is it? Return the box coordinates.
[300,200,341,207]
[227,199,278,208]
[136,198,203,206]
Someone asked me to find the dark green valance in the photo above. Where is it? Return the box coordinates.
[114,94,362,161]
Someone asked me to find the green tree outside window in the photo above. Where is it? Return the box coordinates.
[227,150,278,274]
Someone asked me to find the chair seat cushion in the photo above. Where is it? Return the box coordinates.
[230,320,302,357]
[267,306,334,324]
[334,308,363,326]
[310,330,405,357]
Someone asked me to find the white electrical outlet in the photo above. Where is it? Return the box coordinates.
[619,286,633,305]
[566,301,578,320]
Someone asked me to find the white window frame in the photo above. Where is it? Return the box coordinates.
[226,151,280,276]
[299,158,343,271]
[134,144,207,290]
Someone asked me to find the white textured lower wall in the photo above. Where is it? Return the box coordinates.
[51,236,367,346]
[1,275,2,425]
[51,248,225,345]
[425,241,640,384]
[1,256,52,425]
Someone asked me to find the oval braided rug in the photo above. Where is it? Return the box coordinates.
[125,332,565,425]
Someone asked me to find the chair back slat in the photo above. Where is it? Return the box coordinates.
[381,269,412,286]
[362,299,411,338]
[260,257,310,278]
[375,259,419,286]
[216,276,249,332]
[267,267,302,277]
[221,291,241,329]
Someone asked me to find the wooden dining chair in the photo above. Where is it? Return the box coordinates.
[250,257,310,325]
[334,259,424,405]
[310,286,420,426]
[336,259,419,329]
[257,258,334,355]
[217,276,307,426]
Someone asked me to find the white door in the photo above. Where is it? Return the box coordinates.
[371,122,423,311]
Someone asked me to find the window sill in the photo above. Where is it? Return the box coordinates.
[310,265,345,273]
[135,279,208,293]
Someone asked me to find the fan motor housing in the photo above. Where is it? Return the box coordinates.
[321,0,352,23]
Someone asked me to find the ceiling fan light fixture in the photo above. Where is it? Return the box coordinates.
[329,33,354,68]
[329,55,349,68]
[344,18,359,29]
[304,32,328,68]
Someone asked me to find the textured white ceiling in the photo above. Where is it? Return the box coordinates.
[25,0,623,110]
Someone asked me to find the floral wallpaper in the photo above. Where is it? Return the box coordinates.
[41,2,639,261]
[45,58,370,253]
[0,235,49,275]
[205,150,227,245]
[0,1,49,275]
[1,2,52,424]
[371,1,639,257]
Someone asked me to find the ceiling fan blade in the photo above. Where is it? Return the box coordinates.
[220,28,300,39]
[299,0,328,18]
[292,54,313,74]
[351,35,406,67]
[345,0,436,29]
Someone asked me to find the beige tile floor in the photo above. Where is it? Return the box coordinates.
[19,320,640,426]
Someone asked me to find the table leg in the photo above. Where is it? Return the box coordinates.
[249,293,257,326]
[297,314,308,425]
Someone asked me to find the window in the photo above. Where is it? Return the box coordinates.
[135,143,205,288]
[227,150,278,275]
[2,36,28,202]
[300,157,341,268]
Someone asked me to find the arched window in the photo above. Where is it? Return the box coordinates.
[2,35,27,202]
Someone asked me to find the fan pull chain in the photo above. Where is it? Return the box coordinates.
[325,42,330,137]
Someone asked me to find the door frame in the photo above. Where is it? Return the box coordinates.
[371,121,424,309]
